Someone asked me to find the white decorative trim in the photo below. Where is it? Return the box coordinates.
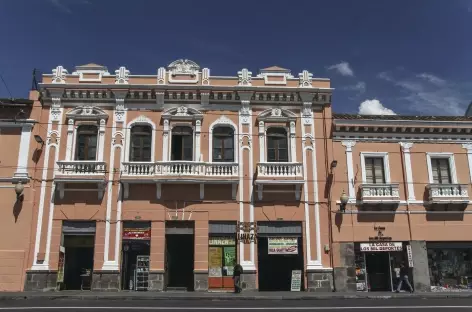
[195,120,201,161]
[167,59,200,84]
[400,142,415,200]
[238,69,252,86]
[65,119,74,161]
[125,115,157,162]
[65,106,109,121]
[426,152,457,184]
[208,115,238,163]
[258,121,265,162]
[462,144,472,183]
[162,120,170,161]
[298,70,313,88]
[302,102,313,125]
[341,141,356,201]
[14,124,33,179]
[240,100,250,125]
[256,72,293,85]
[360,152,391,183]
[157,67,166,85]
[257,107,297,123]
[98,119,106,162]
[72,65,110,82]
[115,66,130,84]
[202,68,210,86]
[51,66,68,84]
[162,106,203,121]
[290,121,297,162]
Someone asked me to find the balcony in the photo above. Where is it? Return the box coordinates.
[426,183,469,205]
[56,160,107,180]
[255,162,304,200]
[55,160,107,200]
[359,183,401,205]
[121,161,239,199]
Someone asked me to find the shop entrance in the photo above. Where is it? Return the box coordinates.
[121,222,151,291]
[61,221,96,291]
[365,252,392,291]
[165,221,194,291]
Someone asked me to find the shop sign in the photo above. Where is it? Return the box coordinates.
[369,226,392,241]
[56,246,65,285]
[123,228,151,240]
[360,242,402,252]
[209,247,223,277]
[236,222,258,244]
[406,245,414,267]
[209,237,235,246]
[268,237,298,254]
[290,270,302,292]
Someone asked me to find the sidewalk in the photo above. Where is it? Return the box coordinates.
[2,290,472,301]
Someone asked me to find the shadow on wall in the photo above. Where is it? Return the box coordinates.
[13,199,23,223]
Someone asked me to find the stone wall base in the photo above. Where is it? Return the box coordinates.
[333,242,357,292]
[148,271,165,291]
[194,271,208,292]
[91,271,120,291]
[306,270,333,292]
[24,270,58,291]
[241,271,257,291]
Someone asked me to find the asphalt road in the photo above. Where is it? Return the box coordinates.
[1,299,472,311]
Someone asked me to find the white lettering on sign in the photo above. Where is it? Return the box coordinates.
[360,242,403,252]
[407,244,414,267]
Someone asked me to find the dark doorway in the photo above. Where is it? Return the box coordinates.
[257,236,304,291]
[366,252,392,291]
[63,235,94,290]
[121,241,151,291]
[171,126,193,161]
[165,234,194,290]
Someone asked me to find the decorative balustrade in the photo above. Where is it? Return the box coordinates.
[56,161,106,176]
[122,162,155,176]
[121,161,238,178]
[256,162,303,178]
[360,183,400,204]
[427,183,469,204]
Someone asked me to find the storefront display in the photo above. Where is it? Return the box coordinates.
[208,236,237,289]
[428,245,472,290]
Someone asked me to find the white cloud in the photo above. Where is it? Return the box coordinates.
[416,73,446,86]
[342,81,366,94]
[327,61,354,77]
[377,69,472,115]
[358,99,396,115]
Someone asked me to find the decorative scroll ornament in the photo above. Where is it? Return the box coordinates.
[52,66,68,84]
[238,68,252,86]
[167,59,200,76]
[115,66,130,84]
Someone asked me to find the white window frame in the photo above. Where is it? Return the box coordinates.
[360,152,391,184]
[125,116,156,163]
[72,122,101,161]
[169,123,195,161]
[426,152,457,184]
[265,126,291,163]
[208,116,238,163]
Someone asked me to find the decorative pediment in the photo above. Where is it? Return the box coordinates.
[162,106,203,121]
[167,59,200,76]
[66,106,109,120]
[257,108,297,122]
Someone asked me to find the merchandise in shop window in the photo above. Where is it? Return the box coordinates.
[428,248,472,291]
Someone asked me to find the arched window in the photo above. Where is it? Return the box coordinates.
[130,125,152,162]
[76,125,98,161]
[212,127,234,162]
[171,126,193,161]
[267,128,288,162]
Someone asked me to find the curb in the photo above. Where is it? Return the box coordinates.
[2,293,472,301]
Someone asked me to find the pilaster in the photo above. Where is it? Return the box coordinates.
[341,140,356,201]
[400,142,415,200]
[462,144,472,183]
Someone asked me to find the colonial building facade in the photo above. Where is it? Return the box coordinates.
[24,60,334,291]
[7,60,472,293]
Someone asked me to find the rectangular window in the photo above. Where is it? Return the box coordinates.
[431,158,452,184]
[364,157,385,184]
[267,128,288,162]
[171,126,193,161]
[212,127,234,162]
[76,125,98,161]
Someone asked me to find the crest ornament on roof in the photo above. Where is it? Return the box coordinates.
[167,59,200,76]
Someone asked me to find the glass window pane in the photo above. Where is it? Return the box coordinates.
[224,137,233,148]
[267,149,276,162]
[224,148,234,161]
[183,147,193,161]
[278,148,289,162]
[214,138,222,148]
[183,136,193,148]
[88,135,97,147]
[278,138,288,149]
[213,148,223,161]
[87,147,96,160]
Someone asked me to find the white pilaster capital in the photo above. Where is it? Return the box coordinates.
[462,143,472,152]
[341,140,356,152]
[400,142,414,152]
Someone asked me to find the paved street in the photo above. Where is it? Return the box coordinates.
[0,299,472,311]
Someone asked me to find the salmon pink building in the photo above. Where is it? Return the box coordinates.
[24,60,335,292]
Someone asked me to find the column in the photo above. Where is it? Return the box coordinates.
[462,144,472,183]
[410,240,431,292]
[341,140,356,201]
[65,119,74,161]
[400,142,415,200]
[258,121,264,162]
[14,123,33,180]
[195,120,201,161]
[194,219,209,291]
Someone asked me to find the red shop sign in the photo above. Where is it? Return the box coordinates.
[123,228,151,240]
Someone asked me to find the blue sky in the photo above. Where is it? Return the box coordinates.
[0,0,471,115]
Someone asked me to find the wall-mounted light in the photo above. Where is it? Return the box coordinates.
[34,135,44,147]
[330,160,338,170]
[339,190,349,213]
[15,182,24,201]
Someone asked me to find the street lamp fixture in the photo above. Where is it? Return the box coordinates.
[34,135,44,147]
[339,190,349,213]
[15,182,24,201]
